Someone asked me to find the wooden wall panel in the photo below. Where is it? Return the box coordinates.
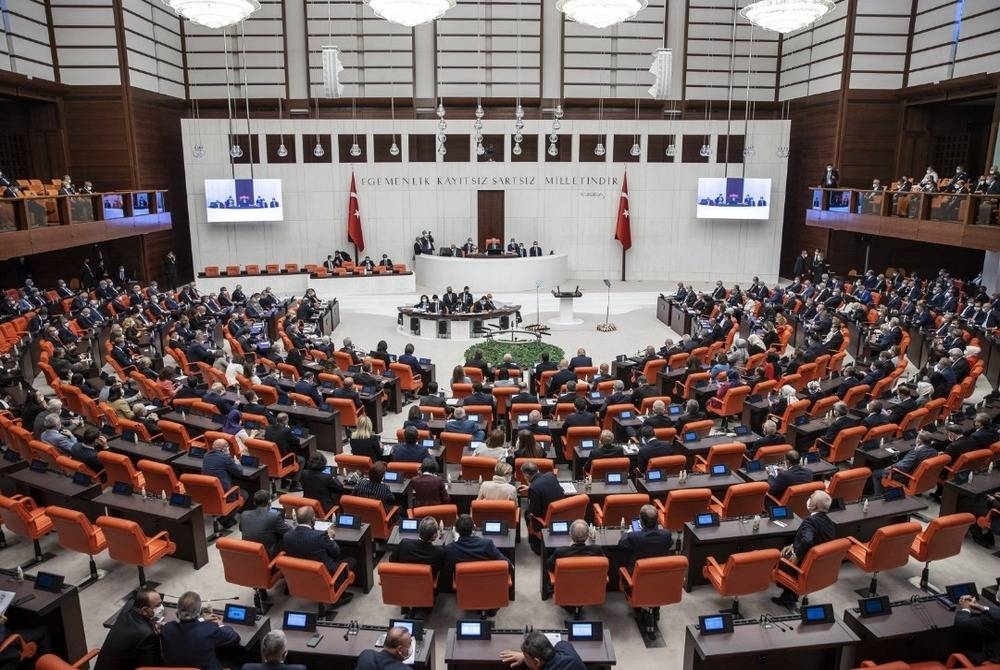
[839,93,901,187]
[827,230,984,279]
[62,90,134,190]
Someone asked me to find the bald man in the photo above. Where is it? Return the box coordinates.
[772,490,834,606]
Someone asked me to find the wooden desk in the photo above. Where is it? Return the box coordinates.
[737,459,838,484]
[313,520,375,593]
[610,359,637,389]
[682,516,800,590]
[285,625,435,670]
[159,410,221,435]
[539,529,626,599]
[107,437,182,465]
[559,480,638,523]
[682,618,858,670]
[636,471,746,497]
[0,574,87,661]
[940,470,1000,516]
[842,598,958,665]
[657,295,671,326]
[672,434,761,467]
[827,496,928,542]
[267,404,344,453]
[851,438,917,474]
[786,417,834,451]
[93,490,209,568]
[171,453,270,495]
[8,467,102,517]
[445,628,615,670]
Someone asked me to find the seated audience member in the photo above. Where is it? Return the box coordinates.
[617,504,673,569]
[395,516,445,582]
[419,382,446,408]
[332,377,363,410]
[239,490,291,558]
[202,438,249,527]
[442,514,511,597]
[411,457,450,507]
[525,409,552,437]
[242,630,304,670]
[871,430,938,496]
[465,350,493,382]
[93,587,163,670]
[402,405,428,431]
[562,397,597,429]
[545,518,605,574]
[477,462,518,502]
[350,415,382,462]
[160,591,243,670]
[496,353,519,380]
[281,506,356,598]
[512,430,544,460]
[353,461,395,509]
[635,425,674,472]
[772,491,834,606]
[748,420,785,453]
[568,348,593,371]
[587,429,624,470]
[474,429,509,460]
[300,453,344,514]
[954,595,1000,663]
[391,426,430,463]
[445,406,485,441]
[355,627,415,670]
[500,632,585,670]
[674,399,707,431]
[767,449,809,500]
[546,359,576,397]
[520,461,564,553]
[819,402,857,446]
[462,382,496,410]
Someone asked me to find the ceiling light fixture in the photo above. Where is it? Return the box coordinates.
[364,0,455,27]
[556,0,647,29]
[163,0,260,29]
[740,0,833,34]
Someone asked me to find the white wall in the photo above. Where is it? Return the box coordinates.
[182,118,789,287]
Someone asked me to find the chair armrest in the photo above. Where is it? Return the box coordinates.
[777,557,802,574]
[767,414,784,426]
[945,653,976,668]
[224,485,241,498]
[887,468,914,482]
[709,495,723,508]
[847,536,869,549]
[653,499,667,512]
[267,551,286,571]
[618,566,634,588]
[72,649,102,668]
[384,505,399,523]
[147,432,163,442]
[279,452,297,466]
[814,438,831,449]
[151,530,172,543]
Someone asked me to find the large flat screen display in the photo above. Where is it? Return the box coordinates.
[696,177,771,220]
[205,179,283,223]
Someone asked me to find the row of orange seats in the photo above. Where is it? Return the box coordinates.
[202,261,409,278]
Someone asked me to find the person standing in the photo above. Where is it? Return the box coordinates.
[164,251,178,290]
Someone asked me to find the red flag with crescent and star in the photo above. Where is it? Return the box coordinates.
[614,173,632,251]
[347,172,365,252]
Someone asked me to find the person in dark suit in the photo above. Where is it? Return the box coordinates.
[568,348,593,371]
[355,628,414,670]
[545,519,604,574]
[509,382,537,407]
[520,461,565,554]
[635,425,674,473]
[263,412,300,457]
[418,382,447,409]
[954,595,1000,663]
[93,587,163,670]
[617,504,674,569]
[772,490,835,606]
[767,450,811,500]
[442,514,511,600]
[886,386,918,426]
[160,591,242,670]
[239,490,291,558]
[443,407,485,442]
[397,344,424,385]
[202,438,248,526]
[562,397,597,429]
[395,517,446,604]
[299,453,344,514]
[464,350,493,382]
[462,382,496,411]
[819,402,858,446]
[281,506,356,600]
[332,377,363,410]
[410,457,449,507]
[241,630,306,670]
[546,360,577,397]
[293,372,324,407]
[529,242,543,256]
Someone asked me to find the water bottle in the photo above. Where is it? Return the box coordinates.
[862,498,870,514]
[133,431,139,444]
[140,485,147,499]
[584,474,592,492]
[446,471,452,484]
[620,517,626,531]
[15,565,24,582]
[752,515,760,533]
[968,471,975,484]
[679,469,687,484]
[478,475,483,485]
[989,461,995,474]
[161,490,168,505]
[180,409,186,419]
[438,519,444,535]
[588,523,597,542]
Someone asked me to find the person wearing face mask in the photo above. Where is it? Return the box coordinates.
[93,587,165,670]
[771,490,835,607]
[355,627,415,670]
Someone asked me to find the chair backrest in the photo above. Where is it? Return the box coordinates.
[685,419,715,438]
[460,456,498,482]
[44,505,106,556]
[178,474,230,515]
[827,425,867,463]
[681,373,711,399]
[440,432,473,464]
[704,443,747,471]
[454,560,510,610]
[96,515,154,564]
[641,359,668,381]
[863,423,899,446]
[378,562,436,608]
[335,454,373,475]
[920,398,947,427]
[471,499,519,527]
[513,457,555,485]
[902,454,951,495]
[543,494,589,525]
[662,488,712,531]
[0,495,39,536]
[860,522,923,571]
[716,482,769,517]
[795,538,852,593]
[809,395,838,419]
[386,461,421,478]
[779,481,826,518]
[157,420,194,450]
[652,427,678,443]
[137,459,184,494]
[338,494,392,539]
[753,444,792,464]
[843,384,871,408]
[409,504,459,526]
[948,448,993,477]
[588,457,630,480]
[28,439,62,469]
[245,438,288,476]
[716,549,782,597]
[274,556,337,603]
[826,467,871,503]
[896,408,928,437]
[911,512,975,562]
[98,451,143,488]
[598,493,649,526]
[778,399,811,432]
[715,385,751,416]
[325,397,361,427]
[601,404,635,431]
[552,556,610,606]
[287,393,317,408]
[647,455,686,475]
[625,555,688,608]
[252,385,279,406]
[216,537,276,590]
[751,379,777,396]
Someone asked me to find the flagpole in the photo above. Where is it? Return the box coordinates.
[620,248,625,282]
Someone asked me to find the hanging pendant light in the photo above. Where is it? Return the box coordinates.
[594,142,606,157]
[363,0,456,27]
[230,144,243,158]
[665,143,676,157]
[740,0,833,34]
[512,142,523,156]
[193,143,205,158]
[390,140,400,156]
[630,141,641,157]
[547,143,558,157]
[555,0,647,29]
[163,0,261,30]
[350,143,362,157]
[476,142,486,156]
[313,139,325,157]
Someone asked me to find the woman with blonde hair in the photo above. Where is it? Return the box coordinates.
[476,461,517,501]
[474,428,509,460]
[349,415,381,461]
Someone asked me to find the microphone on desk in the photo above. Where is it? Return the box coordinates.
[765,614,790,632]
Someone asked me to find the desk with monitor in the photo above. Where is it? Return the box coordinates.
[8,467,103,517]
[284,623,435,670]
[940,470,1000,516]
[827,496,928,543]
[267,404,344,453]
[681,515,801,591]
[0,573,88,661]
[842,596,960,665]
[445,627,615,670]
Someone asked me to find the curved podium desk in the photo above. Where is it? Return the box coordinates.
[398,305,521,341]
[415,253,568,293]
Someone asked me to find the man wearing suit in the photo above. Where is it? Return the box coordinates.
[635,426,674,472]
[954,595,1000,663]
[529,241,543,257]
[264,412,301,458]
[442,514,511,598]
[355,628,414,670]
[331,377,364,410]
[397,343,424,385]
[544,519,605,598]
[546,360,577,397]
[886,386,919,426]
[462,382,496,411]
[293,372,325,408]
[202,439,248,526]
[281,507,356,600]
[202,383,236,416]
[568,348,592,371]
[819,165,839,188]
[617,504,674,569]
[160,591,242,670]
[240,490,291,558]
[772,490,835,606]
[444,407,485,442]
[510,382,537,407]
[242,631,306,670]
[395,516,446,582]
[520,461,565,554]
[93,587,164,670]
[442,287,459,312]
[819,402,858,446]
[767,450,811,500]
[419,382,447,408]
[562,397,597,429]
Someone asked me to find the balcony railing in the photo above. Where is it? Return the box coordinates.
[0,190,169,232]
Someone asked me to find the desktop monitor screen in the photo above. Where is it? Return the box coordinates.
[696,177,772,220]
[566,621,602,641]
[282,611,316,632]
[205,179,284,223]
[698,614,733,634]
[457,620,491,640]
[389,619,423,640]
[400,518,419,532]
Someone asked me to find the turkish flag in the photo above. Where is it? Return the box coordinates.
[347,172,365,252]
[614,173,632,251]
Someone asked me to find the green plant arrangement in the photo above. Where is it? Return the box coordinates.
[462,340,565,369]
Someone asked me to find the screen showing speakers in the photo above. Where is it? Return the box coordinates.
[696,177,772,220]
[205,179,284,223]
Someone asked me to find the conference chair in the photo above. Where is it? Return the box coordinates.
[769,399,811,435]
[462,367,485,384]
[812,425,866,465]
[156,420,204,453]
[881,454,950,496]
[703,549,781,618]
[708,481,769,518]
[118,417,159,442]
[338,494,398,541]
[563,426,601,461]
[808,395,838,420]
[554,403,577,420]
[847,522,923,597]
[178,473,243,540]
[767,481,825,518]
[640,359,667,383]
[278,494,336,520]
[509,402,543,425]
[276,363,299,381]
[460,456,497,483]
[216,537,284,612]
[27,439,62,470]
[536,370,556,396]
[943,449,993,481]
[812,354,832,379]
[531,494,589,540]
[751,379,778,397]
[707,385,751,428]
[862,423,899,449]
[693,443,746,473]
[853,656,987,669]
[97,451,146,490]
[588,457,630,481]
[895,408,928,439]
[0,494,54,567]
[826,467,871,504]
[419,405,448,420]
[652,427,678,443]
[550,556,609,619]
[440,432,473,465]
[471,500,520,542]
[55,455,102,484]
[389,363,423,398]
[639,396,672,415]
[96,515,176,587]
[287,392,317,408]
[602,404,635,432]
[245,438,300,493]
[46,505,107,588]
[646,455,686,476]
[450,383,473,400]
[137,459,185,495]
[908,513,976,591]
[772,537,852,608]
[513,457,556,485]
[386,461,421,479]
[326,397,364,434]
[454,560,511,620]
[843,384,871,409]
[752,444,792,465]
[593,493,649,528]
[34,650,102,670]
[0,634,38,667]
[869,376,895,401]
[408,504,459,527]
[827,352,847,378]
[252,385,279,406]
[275,555,355,620]
[492,386,517,419]
[919,398,947,429]
[684,419,715,438]
[463,405,494,433]
[675,372,711,400]
[655,488,713,550]
[335,453,373,476]
[378,562,437,618]
[618,555,688,636]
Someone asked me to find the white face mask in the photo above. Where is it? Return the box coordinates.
[152,604,165,622]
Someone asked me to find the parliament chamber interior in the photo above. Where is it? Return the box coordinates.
[3,1,1000,669]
